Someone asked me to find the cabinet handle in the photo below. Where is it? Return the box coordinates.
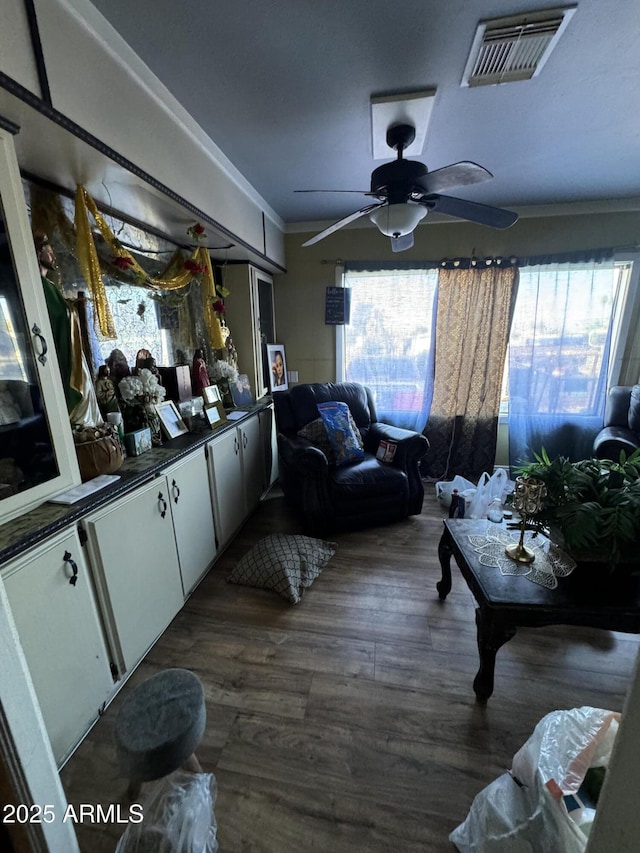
[158,491,167,518]
[171,478,180,504]
[31,323,48,366]
[234,436,239,455]
[63,550,78,586]
[243,433,248,449]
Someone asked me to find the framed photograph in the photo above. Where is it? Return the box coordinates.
[202,384,222,405]
[204,401,227,428]
[155,400,189,439]
[231,373,255,407]
[267,344,288,392]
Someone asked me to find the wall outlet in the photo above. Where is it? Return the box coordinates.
[288,370,299,383]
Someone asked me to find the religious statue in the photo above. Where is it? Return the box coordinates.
[191,348,211,396]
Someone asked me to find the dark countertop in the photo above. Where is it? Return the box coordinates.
[0,401,271,567]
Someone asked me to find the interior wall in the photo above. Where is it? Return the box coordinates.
[275,211,640,385]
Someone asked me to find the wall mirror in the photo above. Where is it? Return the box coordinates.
[23,180,218,381]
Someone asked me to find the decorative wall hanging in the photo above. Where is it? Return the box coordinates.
[74,187,225,350]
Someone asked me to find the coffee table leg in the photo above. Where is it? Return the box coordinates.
[473,608,516,702]
[437,527,453,600]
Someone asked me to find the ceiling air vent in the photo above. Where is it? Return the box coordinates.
[461,6,576,87]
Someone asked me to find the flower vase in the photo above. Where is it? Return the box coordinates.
[122,401,148,434]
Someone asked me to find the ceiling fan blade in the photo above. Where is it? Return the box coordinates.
[415,161,493,195]
[391,232,414,253]
[301,202,386,247]
[426,194,518,229]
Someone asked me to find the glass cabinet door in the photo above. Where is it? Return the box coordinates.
[0,197,61,492]
[0,130,80,525]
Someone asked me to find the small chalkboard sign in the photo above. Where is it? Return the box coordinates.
[325,287,351,325]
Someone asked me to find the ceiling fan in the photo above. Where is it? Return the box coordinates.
[299,123,518,252]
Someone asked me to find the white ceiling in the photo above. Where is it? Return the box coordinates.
[84,0,640,231]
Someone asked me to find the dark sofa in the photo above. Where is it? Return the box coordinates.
[274,381,429,534]
[592,385,640,460]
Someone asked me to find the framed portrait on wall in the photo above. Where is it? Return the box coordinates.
[266,344,288,392]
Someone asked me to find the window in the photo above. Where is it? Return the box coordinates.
[342,268,437,430]
[507,260,633,466]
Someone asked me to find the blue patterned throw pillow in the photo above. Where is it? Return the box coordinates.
[316,401,365,467]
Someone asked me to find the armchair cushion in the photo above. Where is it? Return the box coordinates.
[297,417,336,463]
[317,401,365,466]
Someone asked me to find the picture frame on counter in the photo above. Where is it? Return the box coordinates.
[155,400,189,439]
[205,401,227,428]
[202,384,222,405]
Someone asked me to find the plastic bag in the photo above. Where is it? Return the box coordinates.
[466,469,510,518]
[450,707,620,852]
[466,472,492,518]
[435,475,476,508]
[116,771,218,853]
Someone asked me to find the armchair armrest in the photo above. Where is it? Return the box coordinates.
[277,433,330,473]
[365,422,429,468]
[276,432,333,535]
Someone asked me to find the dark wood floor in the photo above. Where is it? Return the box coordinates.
[60,490,640,852]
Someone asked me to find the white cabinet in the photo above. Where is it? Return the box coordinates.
[207,426,246,549]
[0,130,81,527]
[240,414,264,513]
[223,265,275,400]
[162,450,218,596]
[259,403,279,491]
[2,527,114,765]
[207,413,266,548]
[82,478,184,674]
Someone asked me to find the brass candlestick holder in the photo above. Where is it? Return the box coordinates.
[505,476,547,563]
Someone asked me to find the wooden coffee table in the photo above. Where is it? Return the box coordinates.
[437,518,640,701]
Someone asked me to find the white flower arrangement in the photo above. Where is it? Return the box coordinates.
[207,359,239,383]
[118,369,166,405]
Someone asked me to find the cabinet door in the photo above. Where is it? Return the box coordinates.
[0,131,81,527]
[83,478,184,673]
[207,428,245,549]
[164,450,217,596]
[224,265,274,400]
[259,404,279,490]
[240,414,264,512]
[2,528,114,765]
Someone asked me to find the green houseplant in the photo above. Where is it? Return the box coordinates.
[515,447,640,569]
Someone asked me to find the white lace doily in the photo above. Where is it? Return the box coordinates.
[468,526,576,589]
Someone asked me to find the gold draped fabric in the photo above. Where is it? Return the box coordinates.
[75,186,117,339]
[74,186,225,349]
[424,264,519,480]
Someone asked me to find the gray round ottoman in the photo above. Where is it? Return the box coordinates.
[114,668,206,799]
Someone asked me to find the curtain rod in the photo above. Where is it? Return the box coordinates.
[339,244,640,272]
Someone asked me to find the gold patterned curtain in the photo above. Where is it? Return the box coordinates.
[423,264,519,480]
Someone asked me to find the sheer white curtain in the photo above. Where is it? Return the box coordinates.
[342,267,437,430]
[508,261,622,468]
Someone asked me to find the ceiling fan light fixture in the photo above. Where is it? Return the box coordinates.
[368,203,427,237]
